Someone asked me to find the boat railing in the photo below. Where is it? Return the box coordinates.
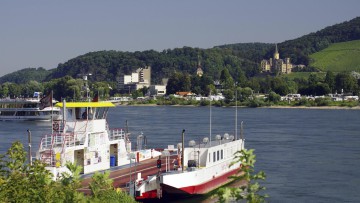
[109,128,126,141]
[39,134,54,150]
[39,133,78,150]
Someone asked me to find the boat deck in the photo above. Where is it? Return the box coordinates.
[79,154,178,194]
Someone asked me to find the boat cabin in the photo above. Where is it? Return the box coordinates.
[38,101,131,178]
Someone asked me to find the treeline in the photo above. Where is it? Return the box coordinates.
[166,70,360,99]
[0,141,136,203]
[0,76,113,101]
[0,69,359,102]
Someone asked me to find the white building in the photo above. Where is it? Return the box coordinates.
[149,85,167,96]
[117,66,151,93]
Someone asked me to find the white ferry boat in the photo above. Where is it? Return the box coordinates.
[134,130,245,200]
[36,100,161,179]
[0,96,60,121]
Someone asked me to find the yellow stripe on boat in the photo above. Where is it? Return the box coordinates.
[55,102,115,108]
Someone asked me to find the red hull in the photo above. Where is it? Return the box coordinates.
[135,190,158,200]
[161,167,239,195]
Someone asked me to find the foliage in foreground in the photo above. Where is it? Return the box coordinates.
[0,141,136,203]
[216,149,268,203]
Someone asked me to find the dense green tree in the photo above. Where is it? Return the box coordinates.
[335,72,358,93]
[325,71,336,93]
[246,78,261,94]
[308,73,320,86]
[191,74,213,96]
[0,142,136,203]
[235,69,248,88]
[267,91,281,103]
[216,149,267,203]
[166,72,192,95]
[0,142,55,202]
[271,77,289,95]
[7,83,22,98]
[166,72,183,95]
[223,89,235,102]
[22,81,44,97]
[0,83,10,97]
[239,87,254,102]
[220,68,234,90]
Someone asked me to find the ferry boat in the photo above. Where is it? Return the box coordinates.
[36,100,161,179]
[0,95,60,121]
[133,130,245,200]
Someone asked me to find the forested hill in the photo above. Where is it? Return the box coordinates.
[0,67,50,84]
[1,17,359,84]
[47,48,258,85]
[218,17,360,65]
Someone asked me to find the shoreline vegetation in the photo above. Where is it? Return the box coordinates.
[112,98,360,110]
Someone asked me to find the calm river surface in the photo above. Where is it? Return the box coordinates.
[1,106,360,203]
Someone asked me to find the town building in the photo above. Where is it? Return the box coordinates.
[117,66,151,93]
[149,78,168,96]
[261,44,293,74]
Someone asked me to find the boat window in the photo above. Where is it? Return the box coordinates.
[217,151,219,161]
[75,108,81,119]
[221,150,223,159]
[213,152,216,162]
[95,107,108,119]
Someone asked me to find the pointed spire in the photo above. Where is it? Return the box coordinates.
[274,43,280,60]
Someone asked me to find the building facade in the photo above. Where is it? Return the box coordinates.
[117,66,151,93]
[261,44,293,74]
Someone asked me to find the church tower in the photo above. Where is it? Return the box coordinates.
[196,55,204,77]
[274,44,280,60]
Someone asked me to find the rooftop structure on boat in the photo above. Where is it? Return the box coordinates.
[133,130,245,200]
[37,101,161,179]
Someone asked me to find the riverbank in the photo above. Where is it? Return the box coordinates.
[263,105,360,110]
[113,102,360,110]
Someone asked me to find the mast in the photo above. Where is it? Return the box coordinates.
[235,84,237,140]
[51,90,54,134]
[209,91,212,146]
[62,99,66,133]
[181,129,185,172]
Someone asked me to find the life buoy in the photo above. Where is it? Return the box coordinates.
[137,180,143,186]
[53,121,59,131]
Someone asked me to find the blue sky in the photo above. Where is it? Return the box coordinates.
[0,0,359,77]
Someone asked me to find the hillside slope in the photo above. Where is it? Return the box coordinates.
[310,40,360,72]
[0,67,51,84]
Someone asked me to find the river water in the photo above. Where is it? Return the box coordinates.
[1,106,359,203]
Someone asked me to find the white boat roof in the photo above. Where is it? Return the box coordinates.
[55,102,115,108]
[190,138,238,149]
